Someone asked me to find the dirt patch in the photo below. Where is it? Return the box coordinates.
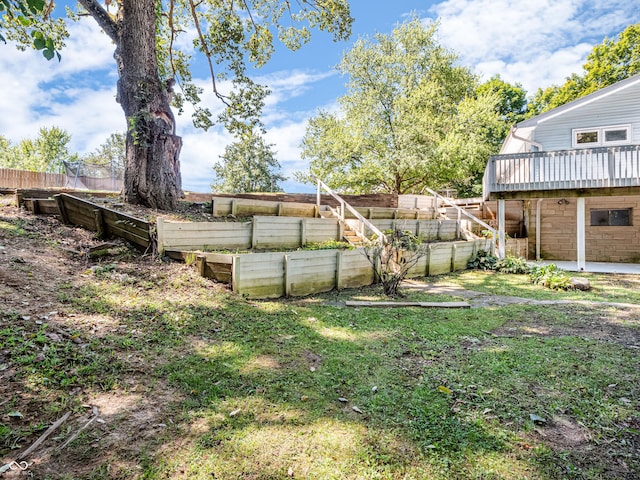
[491,306,640,349]
[534,415,591,450]
[525,415,640,480]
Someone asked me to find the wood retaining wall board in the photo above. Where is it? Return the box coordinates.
[157,217,465,254]
[192,238,494,299]
[157,216,342,254]
[211,196,434,220]
[360,219,459,241]
[54,194,151,251]
[23,198,60,215]
[15,189,118,207]
[208,192,398,208]
[212,196,319,218]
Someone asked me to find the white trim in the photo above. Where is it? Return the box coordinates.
[571,124,631,148]
[531,75,640,126]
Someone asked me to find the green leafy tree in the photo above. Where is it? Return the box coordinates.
[476,75,527,139]
[528,22,640,116]
[0,0,66,60]
[0,126,76,172]
[2,1,352,210]
[297,17,504,197]
[82,132,125,177]
[0,134,11,166]
[212,131,285,193]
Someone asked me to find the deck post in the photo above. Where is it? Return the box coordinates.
[536,199,542,261]
[497,199,506,258]
[576,197,586,271]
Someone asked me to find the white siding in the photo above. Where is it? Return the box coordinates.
[532,82,640,151]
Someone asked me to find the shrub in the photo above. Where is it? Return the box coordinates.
[529,264,572,290]
[363,229,429,297]
[467,250,497,270]
[494,256,531,274]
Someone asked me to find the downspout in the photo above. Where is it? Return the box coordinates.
[509,126,543,152]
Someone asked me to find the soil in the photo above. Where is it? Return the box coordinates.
[1,194,639,478]
[0,195,203,478]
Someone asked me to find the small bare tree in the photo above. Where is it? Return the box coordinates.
[363,229,429,297]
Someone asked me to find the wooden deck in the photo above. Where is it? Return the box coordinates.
[484,145,640,199]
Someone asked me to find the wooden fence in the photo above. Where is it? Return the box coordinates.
[190,238,495,298]
[0,168,65,189]
[157,217,465,254]
[0,168,122,191]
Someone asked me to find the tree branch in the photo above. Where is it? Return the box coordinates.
[77,0,119,43]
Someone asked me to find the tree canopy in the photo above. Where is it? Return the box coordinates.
[1,0,352,209]
[0,126,76,172]
[297,17,506,197]
[528,22,640,116]
[212,130,285,193]
[81,132,126,177]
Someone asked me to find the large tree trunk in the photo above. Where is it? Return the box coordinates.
[116,0,183,210]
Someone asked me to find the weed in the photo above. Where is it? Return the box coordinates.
[303,240,353,250]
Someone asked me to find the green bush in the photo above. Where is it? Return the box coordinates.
[467,250,497,270]
[494,256,531,274]
[529,263,572,290]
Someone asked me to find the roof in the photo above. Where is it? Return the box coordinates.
[517,73,640,128]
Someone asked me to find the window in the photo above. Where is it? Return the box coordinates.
[572,125,631,148]
[590,208,632,226]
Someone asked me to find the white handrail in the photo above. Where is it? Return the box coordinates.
[315,177,386,243]
[423,187,497,250]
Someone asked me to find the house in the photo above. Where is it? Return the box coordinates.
[483,73,640,268]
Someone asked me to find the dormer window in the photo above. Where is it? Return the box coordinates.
[572,125,631,148]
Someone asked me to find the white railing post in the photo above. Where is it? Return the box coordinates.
[312,175,386,244]
[497,199,506,259]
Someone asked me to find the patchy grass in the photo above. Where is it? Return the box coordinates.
[431,269,640,304]
[1,203,639,479]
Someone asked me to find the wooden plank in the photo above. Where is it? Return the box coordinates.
[34,199,59,215]
[54,195,70,224]
[345,301,470,308]
[94,209,105,238]
[335,250,343,290]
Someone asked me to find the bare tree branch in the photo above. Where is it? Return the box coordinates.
[77,0,119,43]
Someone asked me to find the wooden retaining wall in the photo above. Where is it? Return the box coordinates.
[157,216,342,253]
[192,238,494,299]
[359,219,459,241]
[202,192,398,208]
[212,196,319,218]
[53,194,151,251]
[158,217,467,254]
[211,196,438,219]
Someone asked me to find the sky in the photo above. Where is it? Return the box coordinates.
[1,0,639,193]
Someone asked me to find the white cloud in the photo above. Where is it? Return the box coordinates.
[429,0,638,93]
[4,0,638,194]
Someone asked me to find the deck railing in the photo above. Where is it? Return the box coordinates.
[483,144,640,195]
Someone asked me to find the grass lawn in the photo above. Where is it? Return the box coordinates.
[1,205,639,479]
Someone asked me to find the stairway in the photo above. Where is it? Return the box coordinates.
[342,223,366,247]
